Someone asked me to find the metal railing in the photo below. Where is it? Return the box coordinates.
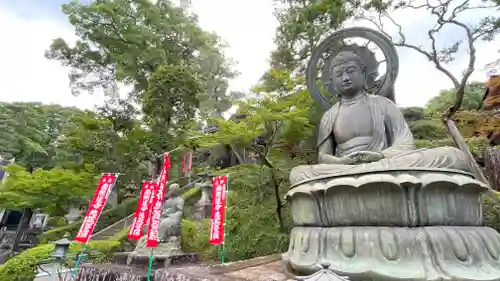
[91,214,135,239]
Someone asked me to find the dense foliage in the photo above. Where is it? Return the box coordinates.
[0,165,98,215]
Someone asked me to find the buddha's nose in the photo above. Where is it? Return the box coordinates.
[342,72,351,83]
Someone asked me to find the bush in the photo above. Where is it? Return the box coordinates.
[400,107,426,122]
[0,240,120,281]
[39,199,138,244]
[483,192,500,232]
[180,219,215,260]
[409,120,447,140]
[466,137,489,158]
[414,139,455,149]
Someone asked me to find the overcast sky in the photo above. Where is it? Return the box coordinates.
[0,0,498,110]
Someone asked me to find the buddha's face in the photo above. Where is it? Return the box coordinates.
[331,59,364,97]
[167,184,181,197]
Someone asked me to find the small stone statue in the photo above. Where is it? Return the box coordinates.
[158,183,184,243]
[132,183,184,254]
[124,183,199,267]
[290,50,470,185]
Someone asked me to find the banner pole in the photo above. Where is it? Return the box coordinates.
[221,174,230,264]
[147,248,155,281]
[70,173,120,280]
[69,242,88,280]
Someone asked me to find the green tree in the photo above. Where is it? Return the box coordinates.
[0,102,85,170]
[56,106,151,202]
[46,0,236,132]
[0,164,98,216]
[191,72,313,229]
[400,107,426,122]
[270,0,350,72]
[141,64,202,153]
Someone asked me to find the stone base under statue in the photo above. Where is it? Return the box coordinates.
[113,251,200,270]
[283,167,500,280]
[112,239,199,270]
[284,226,500,281]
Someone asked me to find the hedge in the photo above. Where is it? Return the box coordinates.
[0,240,121,281]
[39,199,138,244]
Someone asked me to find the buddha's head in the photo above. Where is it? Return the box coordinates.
[330,51,366,97]
[167,183,181,197]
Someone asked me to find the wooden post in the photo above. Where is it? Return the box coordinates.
[444,118,489,184]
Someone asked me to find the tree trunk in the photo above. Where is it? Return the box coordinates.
[254,148,285,230]
[444,118,488,183]
[270,168,285,230]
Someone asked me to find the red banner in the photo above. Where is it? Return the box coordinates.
[146,154,171,247]
[181,150,193,176]
[209,175,227,245]
[128,181,157,240]
[75,174,117,243]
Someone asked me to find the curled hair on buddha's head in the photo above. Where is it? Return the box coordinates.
[330,51,366,75]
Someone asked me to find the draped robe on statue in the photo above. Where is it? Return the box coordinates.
[289,95,471,186]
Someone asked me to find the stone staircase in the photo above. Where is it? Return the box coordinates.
[92,214,135,240]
